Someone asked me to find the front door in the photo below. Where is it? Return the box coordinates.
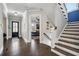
[12,21,19,37]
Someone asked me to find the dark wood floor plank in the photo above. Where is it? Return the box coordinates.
[0,38,57,56]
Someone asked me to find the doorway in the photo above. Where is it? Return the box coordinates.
[31,15,40,42]
[12,21,19,37]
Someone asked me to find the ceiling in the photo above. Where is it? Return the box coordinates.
[6,3,56,23]
[6,3,55,13]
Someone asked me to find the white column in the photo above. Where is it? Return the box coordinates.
[0,4,3,54]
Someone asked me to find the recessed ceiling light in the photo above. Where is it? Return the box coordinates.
[14,12,18,16]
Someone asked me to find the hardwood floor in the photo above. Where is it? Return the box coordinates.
[0,38,58,56]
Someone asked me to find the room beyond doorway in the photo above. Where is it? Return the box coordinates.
[31,15,40,42]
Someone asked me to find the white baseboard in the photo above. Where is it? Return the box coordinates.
[19,35,22,37]
[41,40,51,47]
[22,37,28,44]
[0,46,3,55]
[8,36,11,40]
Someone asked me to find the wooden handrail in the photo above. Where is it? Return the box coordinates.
[43,33,51,40]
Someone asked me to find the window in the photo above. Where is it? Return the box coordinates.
[65,3,78,13]
[13,22,18,32]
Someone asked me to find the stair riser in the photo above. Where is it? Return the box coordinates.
[56,45,79,56]
[65,27,79,29]
[59,40,79,46]
[62,33,79,36]
[59,38,79,43]
[64,30,79,32]
[56,43,79,53]
[61,36,79,40]
[55,47,74,56]
[61,34,79,39]
[58,41,79,49]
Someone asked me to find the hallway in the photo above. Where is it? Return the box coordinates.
[0,3,79,56]
[0,38,57,56]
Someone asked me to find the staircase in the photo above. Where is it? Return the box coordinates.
[51,21,79,56]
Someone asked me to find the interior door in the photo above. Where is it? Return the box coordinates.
[12,21,19,37]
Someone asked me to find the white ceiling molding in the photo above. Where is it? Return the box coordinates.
[3,3,8,12]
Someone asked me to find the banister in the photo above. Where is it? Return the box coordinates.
[58,3,68,20]
[43,33,51,40]
[58,3,67,12]
[63,3,67,11]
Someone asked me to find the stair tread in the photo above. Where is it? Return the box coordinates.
[62,33,79,36]
[59,37,79,43]
[61,34,79,37]
[58,41,79,49]
[61,36,79,40]
[61,34,79,39]
[64,29,79,31]
[59,39,79,46]
[63,31,79,33]
[64,30,79,32]
[54,47,74,56]
[62,34,79,36]
[67,25,79,27]
[56,43,79,53]
[56,45,79,55]
[51,49,65,56]
[67,24,79,26]
[65,27,79,29]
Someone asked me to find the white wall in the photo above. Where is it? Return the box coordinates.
[3,15,6,33]
[40,14,51,46]
[41,4,56,25]
[39,4,68,48]
[3,3,8,39]
[0,4,3,54]
[40,4,56,47]
[25,4,56,46]
[22,11,28,43]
